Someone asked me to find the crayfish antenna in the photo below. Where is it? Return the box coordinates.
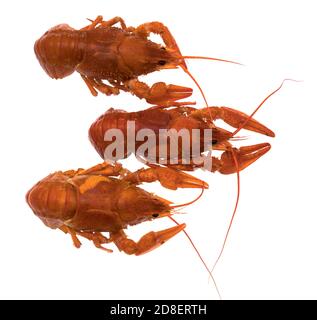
[230,135,248,141]
[170,189,222,299]
[180,55,242,119]
[169,216,222,300]
[212,150,240,272]
[182,55,243,66]
[231,78,300,137]
[180,65,209,108]
[171,188,205,209]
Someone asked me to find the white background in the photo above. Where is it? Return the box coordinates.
[0,0,316,299]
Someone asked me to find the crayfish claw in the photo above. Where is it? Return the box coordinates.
[206,107,275,137]
[110,224,186,255]
[148,83,193,105]
[125,79,193,106]
[219,143,271,174]
[135,223,186,255]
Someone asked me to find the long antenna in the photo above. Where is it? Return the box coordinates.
[180,65,209,108]
[169,216,222,299]
[212,150,240,272]
[182,55,243,66]
[232,79,299,137]
[170,187,221,298]
[171,186,205,209]
[180,55,242,118]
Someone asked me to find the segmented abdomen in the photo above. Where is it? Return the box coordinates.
[34,25,84,79]
[26,173,78,228]
[89,108,172,159]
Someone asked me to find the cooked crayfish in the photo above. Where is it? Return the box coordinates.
[89,104,274,174]
[34,15,238,106]
[26,162,208,255]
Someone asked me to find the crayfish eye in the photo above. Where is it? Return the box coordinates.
[158,60,166,66]
[152,213,159,218]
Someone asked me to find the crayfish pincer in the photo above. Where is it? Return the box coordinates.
[26,162,208,255]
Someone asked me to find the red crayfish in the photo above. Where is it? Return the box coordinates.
[34,15,239,106]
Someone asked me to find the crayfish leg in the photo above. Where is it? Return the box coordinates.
[76,162,125,177]
[59,225,82,248]
[81,15,104,31]
[59,225,113,252]
[82,16,128,30]
[78,231,113,253]
[81,75,120,97]
[98,16,127,30]
[81,75,98,96]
